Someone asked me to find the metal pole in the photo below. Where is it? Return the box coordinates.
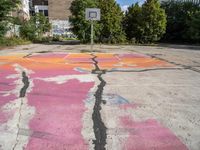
[91,20,94,51]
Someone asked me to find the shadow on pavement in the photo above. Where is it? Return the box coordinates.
[42,40,81,45]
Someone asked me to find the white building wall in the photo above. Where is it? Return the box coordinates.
[21,0,30,17]
[160,0,200,3]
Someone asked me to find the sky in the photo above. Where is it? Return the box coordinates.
[116,0,145,11]
[116,0,135,6]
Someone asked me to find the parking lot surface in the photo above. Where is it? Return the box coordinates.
[0,44,200,150]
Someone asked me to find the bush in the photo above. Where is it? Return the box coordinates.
[20,13,51,41]
[52,35,61,41]
[0,21,8,38]
[20,20,36,40]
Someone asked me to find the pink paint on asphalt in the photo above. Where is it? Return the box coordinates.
[26,79,94,150]
[30,69,83,78]
[0,67,17,123]
[119,103,138,110]
[120,116,188,150]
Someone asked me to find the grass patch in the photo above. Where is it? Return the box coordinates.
[0,37,31,47]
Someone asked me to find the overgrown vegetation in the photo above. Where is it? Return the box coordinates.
[0,0,20,37]
[20,13,51,41]
[0,0,51,45]
[0,37,31,47]
[161,1,200,43]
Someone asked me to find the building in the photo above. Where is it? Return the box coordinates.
[161,0,200,4]
[11,0,30,20]
[7,0,30,37]
[181,0,200,4]
[30,0,73,36]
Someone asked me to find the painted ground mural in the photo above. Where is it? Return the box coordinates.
[0,53,188,150]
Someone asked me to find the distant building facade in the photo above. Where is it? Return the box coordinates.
[7,0,30,37]
[11,0,30,20]
[20,0,30,19]
[30,0,73,36]
[161,0,200,4]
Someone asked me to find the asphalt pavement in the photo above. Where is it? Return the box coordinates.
[0,44,200,150]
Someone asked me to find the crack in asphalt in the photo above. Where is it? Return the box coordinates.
[13,72,30,150]
[89,53,190,150]
[20,72,30,98]
[107,67,184,73]
[23,53,33,58]
[91,54,107,150]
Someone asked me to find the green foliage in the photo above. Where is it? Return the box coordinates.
[0,0,20,21]
[20,13,51,40]
[0,21,9,37]
[186,11,200,43]
[0,37,31,46]
[20,19,37,40]
[52,35,61,41]
[98,0,126,43]
[0,0,21,37]
[123,3,142,42]
[161,1,200,43]
[33,13,51,37]
[70,0,125,43]
[124,0,166,43]
[141,0,166,43]
[69,0,98,43]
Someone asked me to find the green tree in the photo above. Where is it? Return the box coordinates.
[123,3,142,42]
[0,0,20,37]
[33,13,51,37]
[124,0,166,43]
[186,11,200,43]
[20,13,51,40]
[140,0,166,43]
[70,0,126,43]
[69,0,99,43]
[98,0,126,43]
[161,1,200,42]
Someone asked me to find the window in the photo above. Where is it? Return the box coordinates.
[38,10,48,17]
[44,10,48,17]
